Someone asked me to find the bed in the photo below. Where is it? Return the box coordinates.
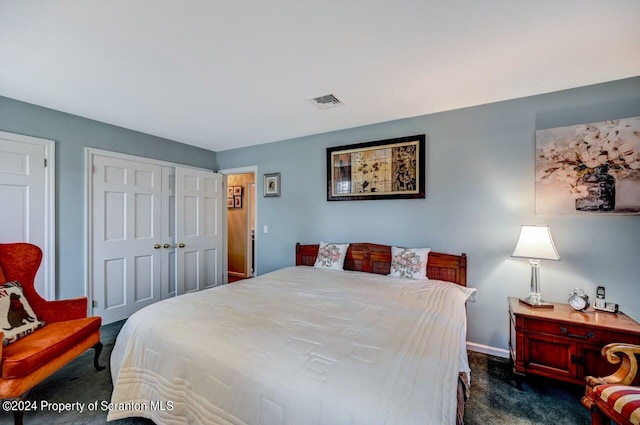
[108,242,474,425]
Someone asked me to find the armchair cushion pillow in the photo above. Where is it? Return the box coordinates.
[594,384,640,425]
[2,317,101,378]
[0,281,46,346]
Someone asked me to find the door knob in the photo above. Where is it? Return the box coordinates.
[178,243,186,248]
[154,244,161,249]
[163,243,171,249]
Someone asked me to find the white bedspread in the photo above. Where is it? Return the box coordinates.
[108,266,475,425]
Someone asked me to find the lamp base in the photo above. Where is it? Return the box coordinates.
[519,298,554,309]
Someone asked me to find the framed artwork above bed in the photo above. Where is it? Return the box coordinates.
[326,134,426,201]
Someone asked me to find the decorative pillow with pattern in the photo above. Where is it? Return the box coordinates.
[0,281,46,346]
[313,242,349,270]
[388,246,430,280]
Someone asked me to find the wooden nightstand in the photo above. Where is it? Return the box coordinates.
[508,297,640,386]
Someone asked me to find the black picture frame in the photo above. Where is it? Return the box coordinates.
[326,134,425,201]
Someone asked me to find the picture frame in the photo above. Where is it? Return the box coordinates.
[234,195,242,208]
[264,172,281,197]
[326,134,425,201]
[233,186,242,196]
[227,198,234,208]
[227,186,234,198]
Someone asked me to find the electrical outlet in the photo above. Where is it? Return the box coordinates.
[263,225,268,234]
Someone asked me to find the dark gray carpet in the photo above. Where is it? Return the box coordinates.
[0,320,591,424]
[465,351,590,425]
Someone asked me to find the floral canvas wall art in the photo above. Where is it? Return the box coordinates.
[535,116,640,215]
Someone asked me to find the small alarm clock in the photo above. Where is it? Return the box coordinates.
[568,288,590,311]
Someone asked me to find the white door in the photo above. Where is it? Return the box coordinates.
[91,155,163,323]
[175,168,225,294]
[0,132,54,299]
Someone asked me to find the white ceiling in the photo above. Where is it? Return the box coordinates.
[1,1,639,152]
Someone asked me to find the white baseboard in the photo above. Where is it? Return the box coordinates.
[466,342,510,359]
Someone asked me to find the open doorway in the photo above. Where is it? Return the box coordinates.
[220,167,257,282]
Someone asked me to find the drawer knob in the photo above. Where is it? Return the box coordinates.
[560,327,595,339]
[571,354,586,365]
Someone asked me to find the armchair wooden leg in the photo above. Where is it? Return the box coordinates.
[13,409,23,425]
[589,409,610,425]
[93,342,105,371]
[581,395,611,425]
[5,392,31,425]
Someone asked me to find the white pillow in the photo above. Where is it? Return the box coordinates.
[0,281,46,346]
[388,246,430,280]
[313,242,349,270]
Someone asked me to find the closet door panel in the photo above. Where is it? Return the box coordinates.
[204,248,218,286]
[134,254,154,301]
[104,258,126,308]
[175,168,224,294]
[183,250,199,293]
[92,155,162,323]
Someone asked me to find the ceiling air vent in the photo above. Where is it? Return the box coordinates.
[308,93,344,109]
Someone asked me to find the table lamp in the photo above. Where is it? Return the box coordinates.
[511,225,560,309]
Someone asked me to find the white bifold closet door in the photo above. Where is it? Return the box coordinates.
[90,152,225,324]
[174,167,223,295]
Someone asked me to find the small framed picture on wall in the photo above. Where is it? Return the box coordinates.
[264,172,280,197]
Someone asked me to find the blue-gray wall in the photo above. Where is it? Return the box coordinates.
[0,96,217,299]
[2,77,638,351]
[216,77,640,351]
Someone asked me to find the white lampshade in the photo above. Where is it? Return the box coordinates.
[512,225,560,261]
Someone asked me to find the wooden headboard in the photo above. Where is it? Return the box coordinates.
[295,242,467,286]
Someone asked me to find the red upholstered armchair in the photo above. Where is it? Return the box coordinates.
[0,243,104,425]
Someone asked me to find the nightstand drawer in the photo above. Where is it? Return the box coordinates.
[523,318,635,346]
